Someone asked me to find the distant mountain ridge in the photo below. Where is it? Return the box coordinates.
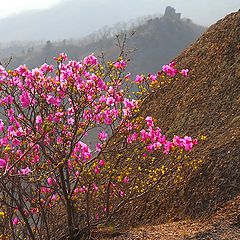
[7,7,206,76]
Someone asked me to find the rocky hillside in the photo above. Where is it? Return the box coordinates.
[93,10,240,240]
[115,10,239,227]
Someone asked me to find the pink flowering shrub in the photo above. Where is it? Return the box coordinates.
[0,53,201,239]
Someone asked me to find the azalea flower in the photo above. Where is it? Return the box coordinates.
[19,91,32,108]
[98,131,108,141]
[12,217,19,225]
[162,64,177,77]
[0,158,6,169]
[135,74,145,84]
[18,167,31,175]
[0,119,4,132]
[36,116,43,124]
[181,69,189,76]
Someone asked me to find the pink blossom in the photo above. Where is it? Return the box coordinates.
[125,72,131,80]
[163,141,173,154]
[74,188,80,194]
[7,125,16,137]
[80,186,88,193]
[123,98,138,110]
[119,190,125,197]
[57,136,63,144]
[173,136,184,147]
[106,97,115,106]
[36,116,43,124]
[93,183,99,191]
[75,171,80,177]
[51,194,57,201]
[96,143,102,152]
[99,159,105,166]
[0,158,6,169]
[41,187,51,193]
[0,119,4,132]
[47,177,54,185]
[98,131,108,141]
[16,64,28,76]
[135,75,145,84]
[7,95,14,104]
[146,116,154,128]
[40,63,54,73]
[193,139,198,145]
[74,141,91,161]
[181,69,189,77]
[0,137,8,146]
[146,144,154,152]
[12,217,19,225]
[140,129,148,142]
[104,117,113,125]
[67,107,75,116]
[19,91,31,108]
[169,61,176,68]
[67,118,74,125]
[127,132,138,144]
[114,60,126,69]
[0,95,13,105]
[123,176,129,184]
[32,155,40,163]
[46,95,61,107]
[0,53,199,222]
[162,64,177,77]
[0,65,8,82]
[183,136,194,151]
[148,74,157,82]
[94,166,100,174]
[12,138,21,146]
[59,52,68,61]
[99,95,106,103]
[53,52,68,62]
[83,54,98,66]
[18,167,31,175]
[31,208,38,214]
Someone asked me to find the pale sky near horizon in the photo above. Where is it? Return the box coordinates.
[0,0,62,18]
[0,0,239,26]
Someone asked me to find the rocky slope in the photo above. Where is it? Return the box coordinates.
[113,11,239,228]
[94,10,240,240]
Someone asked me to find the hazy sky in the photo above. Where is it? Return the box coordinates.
[0,0,62,18]
[0,0,239,25]
[0,0,239,42]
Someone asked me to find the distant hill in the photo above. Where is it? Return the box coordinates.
[7,7,206,75]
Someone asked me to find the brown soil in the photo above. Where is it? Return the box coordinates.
[95,195,240,240]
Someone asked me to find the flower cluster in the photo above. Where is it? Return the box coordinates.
[0,53,199,239]
[162,61,189,77]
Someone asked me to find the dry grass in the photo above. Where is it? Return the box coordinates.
[94,195,240,240]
